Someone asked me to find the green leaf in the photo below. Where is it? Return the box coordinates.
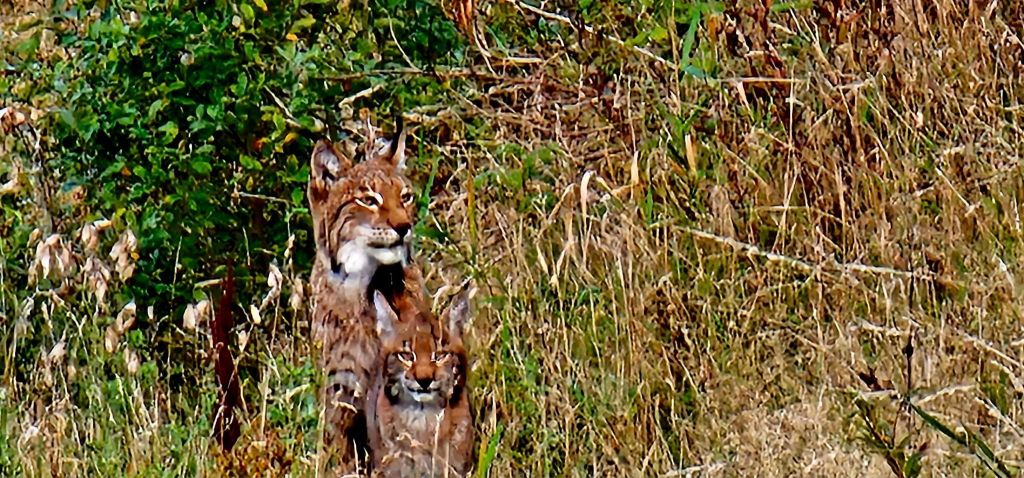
[231,72,248,96]
[147,99,165,120]
[157,121,179,143]
[770,0,813,13]
[190,159,213,174]
[57,108,77,129]
[681,8,700,70]
[240,4,255,22]
[649,26,668,42]
[239,154,262,170]
[163,81,186,93]
[290,17,316,33]
[14,32,41,58]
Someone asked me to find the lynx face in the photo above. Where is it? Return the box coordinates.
[368,289,475,477]
[372,291,468,409]
[307,131,416,281]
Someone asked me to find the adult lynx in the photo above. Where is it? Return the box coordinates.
[307,125,425,473]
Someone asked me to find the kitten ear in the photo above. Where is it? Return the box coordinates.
[372,291,398,341]
[443,288,473,339]
[310,140,351,184]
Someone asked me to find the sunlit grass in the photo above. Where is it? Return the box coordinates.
[4,0,1024,477]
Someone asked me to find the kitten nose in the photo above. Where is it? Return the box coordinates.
[416,377,433,390]
[393,223,411,238]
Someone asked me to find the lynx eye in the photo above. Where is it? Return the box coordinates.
[395,351,415,364]
[355,189,383,209]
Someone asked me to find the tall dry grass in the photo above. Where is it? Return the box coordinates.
[3,1,1024,477]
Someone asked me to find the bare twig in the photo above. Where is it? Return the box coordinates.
[680,226,945,282]
[339,84,386,107]
[509,0,678,70]
[232,190,290,205]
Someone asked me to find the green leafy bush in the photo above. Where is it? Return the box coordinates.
[2,0,464,472]
[6,0,464,360]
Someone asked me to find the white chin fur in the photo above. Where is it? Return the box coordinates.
[369,246,405,265]
[337,241,374,277]
[335,241,406,279]
[409,391,437,403]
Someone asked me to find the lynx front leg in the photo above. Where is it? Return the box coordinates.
[322,368,371,476]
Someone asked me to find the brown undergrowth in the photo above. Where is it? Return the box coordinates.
[3,0,1024,476]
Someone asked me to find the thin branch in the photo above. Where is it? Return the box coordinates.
[680,226,945,282]
[510,0,678,70]
[232,190,290,205]
[339,83,386,107]
[681,226,818,273]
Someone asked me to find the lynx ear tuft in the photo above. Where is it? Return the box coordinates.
[387,127,408,172]
[310,140,351,183]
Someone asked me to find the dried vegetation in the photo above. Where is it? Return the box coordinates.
[3,0,1024,477]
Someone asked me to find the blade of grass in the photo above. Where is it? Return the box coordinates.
[909,403,1012,478]
[475,423,503,478]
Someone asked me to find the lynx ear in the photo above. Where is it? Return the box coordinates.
[310,140,351,184]
[386,127,408,172]
[372,291,399,341]
[442,288,473,339]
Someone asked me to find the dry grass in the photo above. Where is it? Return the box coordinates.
[4,1,1024,477]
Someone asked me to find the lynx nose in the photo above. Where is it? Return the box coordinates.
[415,377,433,390]
[392,223,411,238]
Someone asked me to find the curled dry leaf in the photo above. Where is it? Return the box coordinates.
[267,264,283,290]
[33,234,76,282]
[0,178,19,196]
[20,297,34,320]
[441,0,476,38]
[0,106,27,132]
[109,229,138,281]
[104,325,119,353]
[250,304,262,325]
[47,337,67,364]
[116,301,137,333]
[183,304,197,331]
[195,299,211,320]
[80,224,99,252]
[35,237,53,279]
[82,257,111,305]
[124,348,140,374]
[28,228,42,247]
[18,425,40,446]
[288,276,305,314]
[238,329,250,352]
[284,234,295,260]
[106,301,138,354]
[260,264,284,310]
